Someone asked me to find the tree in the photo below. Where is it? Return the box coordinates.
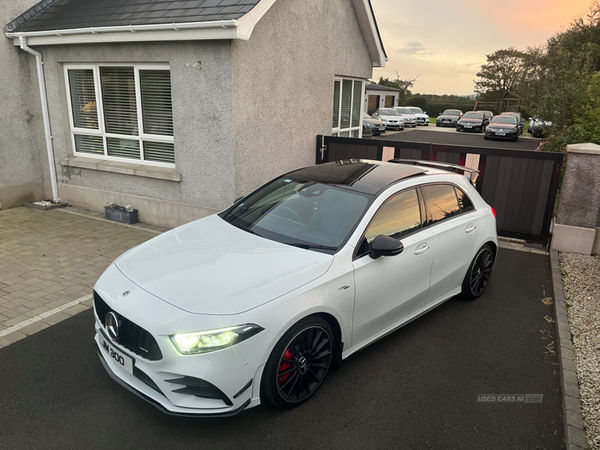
[473,48,527,101]
[378,71,420,103]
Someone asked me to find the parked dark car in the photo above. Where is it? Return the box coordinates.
[436,109,463,127]
[499,112,524,134]
[528,116,553,138]
[484,116,519,141]
[456,112,488,133]
[362,112,386,137]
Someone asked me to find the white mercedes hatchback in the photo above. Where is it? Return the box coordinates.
[93,160,498,417]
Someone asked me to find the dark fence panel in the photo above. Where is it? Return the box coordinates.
[316,135,564,243]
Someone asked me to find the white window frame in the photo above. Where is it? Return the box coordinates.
[64,63,175,167]
[332,77,364,138]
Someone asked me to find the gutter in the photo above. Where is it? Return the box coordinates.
[18,36,59,203]
[6,20,238,39]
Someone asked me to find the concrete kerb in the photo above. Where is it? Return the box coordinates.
[550,248,588,449]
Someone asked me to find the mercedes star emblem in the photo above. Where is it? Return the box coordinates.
[105,312,120,340]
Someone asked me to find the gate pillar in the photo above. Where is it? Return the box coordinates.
[552,143,600,255]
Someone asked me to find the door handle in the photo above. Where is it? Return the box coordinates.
[414,243,430,255]
[465,224,477,234]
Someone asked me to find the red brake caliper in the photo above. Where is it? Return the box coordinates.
[278,349,293,384]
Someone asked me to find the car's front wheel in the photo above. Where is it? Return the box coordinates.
[461,244,494,300]
[261,316,335,409]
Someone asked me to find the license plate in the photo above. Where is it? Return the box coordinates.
[443,120,449,123]
[99,332,134,374]
[497,132,506,136]
[465,125,472,128]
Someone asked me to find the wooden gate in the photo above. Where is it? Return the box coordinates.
[316,135,564,244]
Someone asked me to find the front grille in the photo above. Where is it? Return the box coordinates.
[93,291,163,361]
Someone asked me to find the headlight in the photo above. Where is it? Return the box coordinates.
[171,324,263,355]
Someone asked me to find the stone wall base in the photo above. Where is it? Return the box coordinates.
[0,182,46,209]
[552,223,597,255]
[45,183,219,229]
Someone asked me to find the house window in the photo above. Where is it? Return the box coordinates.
[332,78,364,138]
[64,64,174,166]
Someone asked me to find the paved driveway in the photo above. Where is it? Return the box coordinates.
[376,128,540,150]
[0,249,564,449]
[0,207,162,346]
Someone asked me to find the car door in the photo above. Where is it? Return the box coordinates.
[351,187,434,347]
[421,184,482,304]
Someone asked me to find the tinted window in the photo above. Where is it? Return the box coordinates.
[356,189,422,256]
[221,177,370,252]
[422,184,460,225]
[455,187,474,213]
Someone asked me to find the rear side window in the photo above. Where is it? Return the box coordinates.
[455,187,474,213]
[356,188,422,257]
[422,184,460,225]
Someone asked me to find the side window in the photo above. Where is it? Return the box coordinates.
[422,184,460,226]
[455,187,475,213]
[356,189,422,257]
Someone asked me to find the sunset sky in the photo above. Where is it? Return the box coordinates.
[370,0,595,95]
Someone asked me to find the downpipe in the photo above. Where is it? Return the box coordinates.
[18,36,59,203]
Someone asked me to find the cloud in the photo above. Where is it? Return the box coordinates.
[395,41,436,56]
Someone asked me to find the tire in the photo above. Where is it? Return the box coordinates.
[461,244,494,300]
[260,316,335,409]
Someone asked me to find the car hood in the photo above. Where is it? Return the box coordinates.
[489,123,517,129]
[380,115,402,121]
[438,115,460,120]
[459,119,483,124]
[364,118,384,126]
[114,215,334,315]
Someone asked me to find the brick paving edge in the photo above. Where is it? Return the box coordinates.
[550,248,589,449]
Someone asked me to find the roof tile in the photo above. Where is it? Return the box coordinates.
[7,0,260,32]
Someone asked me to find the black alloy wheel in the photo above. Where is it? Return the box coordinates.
[462,244,494,300]
[261,317,334,408]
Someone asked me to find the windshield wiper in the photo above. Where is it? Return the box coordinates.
[282,242,338,251]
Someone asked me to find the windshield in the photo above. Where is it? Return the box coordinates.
[491,116,517,124]
[396,108,413,115]
[408,107,423,114]
[442,110,460,116]
[220,177,371,252]
[379,108,399,116]
[462,113,484,120]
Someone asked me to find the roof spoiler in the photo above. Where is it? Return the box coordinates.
[389,159,480,186]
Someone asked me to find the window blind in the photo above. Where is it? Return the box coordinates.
[101,67,138,136]
[68,69,98,129]
[144,141,175,164]
[351,81,362,128]
[340,80,353,129]
[332,80,340,129]
[140,70,174,137]
[74,134,103,154]
[107,137,140,159]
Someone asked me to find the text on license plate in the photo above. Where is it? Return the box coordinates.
[100,332,134,374]
[497,132,506,136]
[465,125,472,128]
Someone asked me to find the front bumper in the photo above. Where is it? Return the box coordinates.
[485,129,518,139]
[92,266,277,416]
[437,119,457,127]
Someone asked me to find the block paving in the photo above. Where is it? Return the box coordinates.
[0,206,166,348]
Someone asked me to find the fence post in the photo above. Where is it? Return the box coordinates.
[552,143,600,255]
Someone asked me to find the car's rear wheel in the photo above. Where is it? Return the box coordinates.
[461,244,494,300]
[261,316,334,409]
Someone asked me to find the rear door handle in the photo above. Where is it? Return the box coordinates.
[414,243,430,255]
[465,223,477,234]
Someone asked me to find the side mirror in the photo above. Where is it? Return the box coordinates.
[370,235,404,259]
